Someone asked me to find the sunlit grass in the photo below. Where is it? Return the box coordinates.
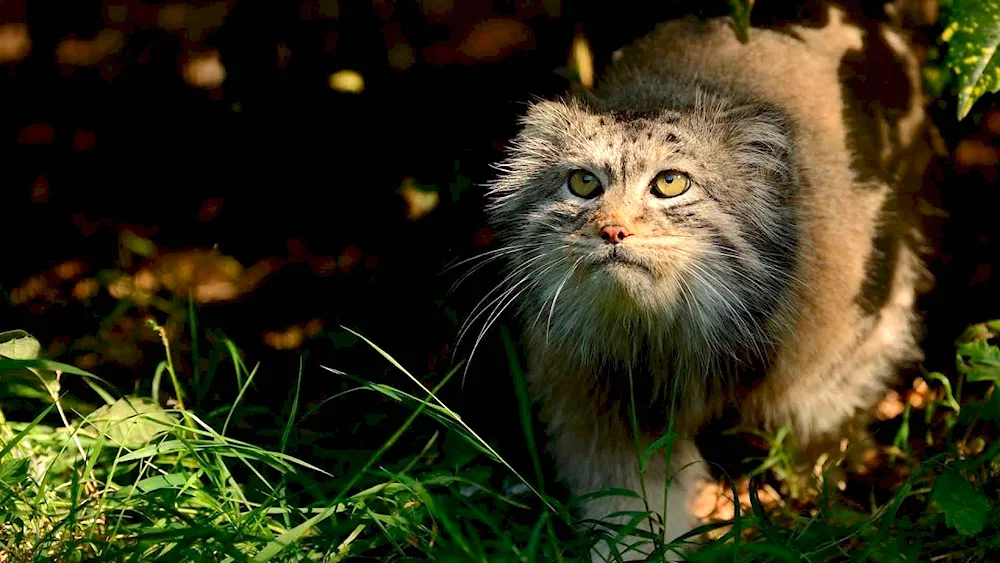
[1,312,999,561]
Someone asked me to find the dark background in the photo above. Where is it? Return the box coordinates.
[2,0,999,469]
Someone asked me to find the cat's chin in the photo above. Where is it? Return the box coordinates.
[598,261,652,289]
[586,260,665,303]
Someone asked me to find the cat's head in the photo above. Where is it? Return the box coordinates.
[483,91,801,364]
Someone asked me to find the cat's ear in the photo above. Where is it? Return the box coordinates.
[724,103,796,184]
[519,99,574,133]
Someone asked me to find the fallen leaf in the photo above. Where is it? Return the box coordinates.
[18,124,54,145]
[72,279,100,301]
[30,175,49,203]
[263,325,305,350]
[328,69,364,93]
[183,51,226,89]
[877,389,906,419]
[457,19,533,62]
[153,249,244,303]
[55,29,123,66]
[0,23,30,63]
[72,130,96,151]
[85,397,177,449]
[955,139,999,167]
[570,32,594,88]
[0,330,41,360]
[399,177,439,220]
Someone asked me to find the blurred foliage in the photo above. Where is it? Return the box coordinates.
[941,0,1000,119]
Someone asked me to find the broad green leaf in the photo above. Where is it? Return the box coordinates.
[0,334,60,397]
[728,0,754,44]
[932,470,992,535]
[84,396,177,449]
[956,338,1000,382]
[0,330,40,360]
[983,389,1000,424]
[941,0,1000,119]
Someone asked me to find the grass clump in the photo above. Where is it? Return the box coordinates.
[0,316,585,562]
[1,306,1000,561]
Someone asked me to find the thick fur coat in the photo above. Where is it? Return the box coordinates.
[481,4,935,560]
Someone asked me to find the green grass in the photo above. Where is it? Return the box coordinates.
[1,308,999,562]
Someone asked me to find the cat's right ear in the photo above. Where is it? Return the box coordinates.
[519,99,573,133]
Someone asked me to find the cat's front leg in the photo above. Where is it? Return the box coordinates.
[547,422,707,562]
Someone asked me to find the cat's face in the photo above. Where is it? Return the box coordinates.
[484,95,800,360]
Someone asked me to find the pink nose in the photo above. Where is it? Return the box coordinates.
[600,225,631,244]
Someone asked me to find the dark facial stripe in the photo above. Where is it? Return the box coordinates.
[601,162,618,185]
[666,200,708,212]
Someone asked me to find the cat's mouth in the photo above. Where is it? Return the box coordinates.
[593,246,650,272]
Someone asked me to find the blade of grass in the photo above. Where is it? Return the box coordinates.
[501,326,566,561]
[0,403,56,459]
[222,361,261,437]
[188,294,201,397]
[250,359,460,561]
[341,325,556,513]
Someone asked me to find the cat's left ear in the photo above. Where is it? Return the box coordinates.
[725,103,796,183]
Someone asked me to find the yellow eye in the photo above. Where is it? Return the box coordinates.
[651,171,691,198]
[568,169,602,199]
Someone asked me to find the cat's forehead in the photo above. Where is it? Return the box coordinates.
[532,100,717,163]
[564,102,685,133]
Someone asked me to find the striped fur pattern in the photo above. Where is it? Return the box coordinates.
[477,4,933,560]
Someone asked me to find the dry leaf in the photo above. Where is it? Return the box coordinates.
[908,377,936,407]
[0,23,30,63]
[457,19,533,62]
[691,477,783,529]
[19,124,54,145]
[56,29,123,66]
[338,246,362,272]
[328,69,364,93]
[876,389,906,420]
[198,197,224,222]
[263,325,305,350]
[153,249,244,303]
[157,3,228,42]
[73,130,97,151]
[30,176,49,203]
[277,41,292,70]
[399,178,439,220]
[183,51,226,89]
[570,32,594,88]
[72,279,100,301]
[955,139,999,167]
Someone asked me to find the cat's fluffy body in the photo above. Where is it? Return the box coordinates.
[483,5,933,560]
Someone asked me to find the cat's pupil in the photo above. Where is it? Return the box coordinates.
[663,174,674,183]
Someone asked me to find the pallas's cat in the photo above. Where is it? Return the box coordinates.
[479,4,934,560]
